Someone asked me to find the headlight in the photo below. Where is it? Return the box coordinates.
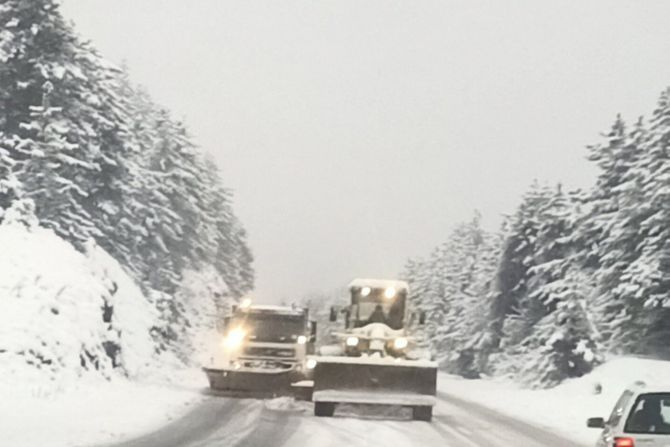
[384,287,396,299]
[297,335,307,345]
[393,337,408,350]
[346,336,359,347]
[361,286,371,297]
[306,358,317,369]
[223,327,246,349]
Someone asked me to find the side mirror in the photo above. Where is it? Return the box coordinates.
[216,316,230,334]
[586,417,605,429]
[310,321,317,342]
[329,307,337,322]
[419,311,427,325]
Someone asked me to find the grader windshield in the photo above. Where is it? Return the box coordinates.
[348,280,407,330]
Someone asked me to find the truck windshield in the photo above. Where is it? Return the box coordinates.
[233,314,305,342]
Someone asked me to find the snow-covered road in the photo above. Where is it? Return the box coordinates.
[103,390,582,447]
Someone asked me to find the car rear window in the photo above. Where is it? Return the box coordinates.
[624,393,670,435]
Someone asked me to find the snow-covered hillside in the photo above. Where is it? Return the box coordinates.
[0,200,210,446]
[440,357,670,446]
[0,200,161,388]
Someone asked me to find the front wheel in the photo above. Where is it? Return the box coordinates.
[412,405,432,422]
[314,402,336,417]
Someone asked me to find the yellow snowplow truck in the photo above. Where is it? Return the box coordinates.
[308,279,437,421]
[203,301,316,398]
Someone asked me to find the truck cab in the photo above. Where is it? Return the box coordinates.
[204,301,316,396]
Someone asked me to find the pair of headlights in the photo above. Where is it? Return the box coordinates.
[345,336,408,350]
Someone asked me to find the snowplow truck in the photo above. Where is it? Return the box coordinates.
[309,279,437,421]
[203,302,316,398]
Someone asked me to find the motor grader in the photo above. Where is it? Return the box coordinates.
[308,279,437,421]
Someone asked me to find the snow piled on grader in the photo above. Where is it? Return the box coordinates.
[0,200,161,390]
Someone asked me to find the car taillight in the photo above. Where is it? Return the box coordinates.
[614,437,635,447]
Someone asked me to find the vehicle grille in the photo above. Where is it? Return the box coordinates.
[243,347,296,358]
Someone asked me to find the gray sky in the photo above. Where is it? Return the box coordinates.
[61,0,670,303]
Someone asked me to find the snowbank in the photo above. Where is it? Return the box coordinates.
[0,207,159,388]
[439,357,670,446]
[0,208,211,446]
[0,370,206,447]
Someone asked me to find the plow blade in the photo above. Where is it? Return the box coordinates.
[203,367,300,399]
[312,356,437,409]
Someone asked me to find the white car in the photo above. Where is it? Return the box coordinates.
[587,382,670,447]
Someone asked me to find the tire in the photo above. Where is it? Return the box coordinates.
[412,405,432,422]
[314,402,336,417]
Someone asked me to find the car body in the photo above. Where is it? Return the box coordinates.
[588,382,670,447]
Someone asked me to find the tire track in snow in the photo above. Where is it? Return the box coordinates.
[103,397,245,447]
[229,404,303,447]
[277,404,446,447]
[102,394,304,447]
[189,398,266,447]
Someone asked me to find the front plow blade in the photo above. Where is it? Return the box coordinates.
[203,367,298,398]
[311,356,437,407]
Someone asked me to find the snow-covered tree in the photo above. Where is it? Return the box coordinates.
[0,134,20,216]
[487,182,554,350]
[511,187,599,386]
[13,83,100,241]
[517,273,598,388]
[403,212,503,377]
[600,90,670,355]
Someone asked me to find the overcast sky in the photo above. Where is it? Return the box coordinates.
[61,0,670,303]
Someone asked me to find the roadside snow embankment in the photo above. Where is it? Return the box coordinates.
[439,357,670,446]
[0,203,205,446]
[0,371,206,447]
[0,205,158,385]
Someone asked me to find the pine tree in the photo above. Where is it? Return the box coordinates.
[0,0,137,249]
[488,182,553,351]
[13,81,99,241]
[482,183,599,383]
[403,212,503,377]
[0,134,20,215]
[574,115,646,352]
[517,277,598,388]
[513,187,599,386]
[203,159,254,298]
[605,89,670,355]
